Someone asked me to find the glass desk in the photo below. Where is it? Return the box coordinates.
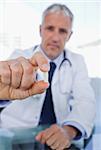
[0,125,83,150]
[0,126,48,150]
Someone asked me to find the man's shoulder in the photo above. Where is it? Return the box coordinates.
[9,47,35,59]
[65,49,87,73]
[66,49,84,62]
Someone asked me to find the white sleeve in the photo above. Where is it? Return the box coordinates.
[66,55,96,139]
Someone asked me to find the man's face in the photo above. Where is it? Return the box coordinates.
[40,12,72,60]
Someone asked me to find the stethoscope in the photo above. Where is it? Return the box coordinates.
[33,45,72,95]
[59,50,72,69]
[33,45,72,68]
[58,50,72,94]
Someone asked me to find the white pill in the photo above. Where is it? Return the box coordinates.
[43,72,48,82]
[37,69,48,83]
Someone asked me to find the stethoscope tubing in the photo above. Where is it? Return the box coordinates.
[33,46,72,95]
[59,50,72,69]
[33,45,72,68]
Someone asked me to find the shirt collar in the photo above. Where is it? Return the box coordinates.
[38,45,64,68]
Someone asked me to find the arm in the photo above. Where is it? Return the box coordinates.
[64,55,96,139]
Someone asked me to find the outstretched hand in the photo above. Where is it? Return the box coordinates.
[0,52,49,100]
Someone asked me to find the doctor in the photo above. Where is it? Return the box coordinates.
[1,3,95,150]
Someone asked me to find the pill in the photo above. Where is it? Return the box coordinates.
[37,69,48,83]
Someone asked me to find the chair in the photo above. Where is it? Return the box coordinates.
[85,78,101,150]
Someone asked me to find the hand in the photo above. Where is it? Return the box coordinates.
[36,124,78,150]
[0,52,49,100]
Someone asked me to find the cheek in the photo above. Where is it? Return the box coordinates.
[42,33,50,43]
[61,38,67,46]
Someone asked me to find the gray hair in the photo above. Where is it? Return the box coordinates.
[42,3,74,23]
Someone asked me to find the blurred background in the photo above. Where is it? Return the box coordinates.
[0,0,101,77]
[0,1,101,149]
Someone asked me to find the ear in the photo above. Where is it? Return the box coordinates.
[66,31,73,42]
[40,25,42,37]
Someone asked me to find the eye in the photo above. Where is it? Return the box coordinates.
[46,26,54,31]
[59,28,68,34]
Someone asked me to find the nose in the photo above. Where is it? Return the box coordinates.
[52,30,60,43]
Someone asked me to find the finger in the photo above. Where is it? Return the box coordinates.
[35,131,44,143]
[28,81,49,96]
[0,84,11,100]
[39,127,54,144]
[50,141,60,150]
[0,61,11,85]
[57,140,71,150]
[35,127,53,144]
[10,60,23,88]
[46,125,71,150]
[17,57,34,90]
[49,124,60,135]
[39,131,47,144]
[46,129,63,149]
[30,51,50,72]
[55,135,71,150]
[37,125,58,145]
[9,80,49,100]
[46,134,57,148]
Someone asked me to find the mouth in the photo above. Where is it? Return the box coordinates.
[48,44,59,49]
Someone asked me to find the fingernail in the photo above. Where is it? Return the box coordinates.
[45,82,49,88]
[42,82,49,89]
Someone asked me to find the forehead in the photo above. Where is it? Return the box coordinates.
[42,12,72,29]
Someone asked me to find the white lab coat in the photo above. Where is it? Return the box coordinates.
[0,46,96,139]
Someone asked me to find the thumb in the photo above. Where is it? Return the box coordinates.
[35,131,44,142]
[28,81,49,96]
[29,52,50,72]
